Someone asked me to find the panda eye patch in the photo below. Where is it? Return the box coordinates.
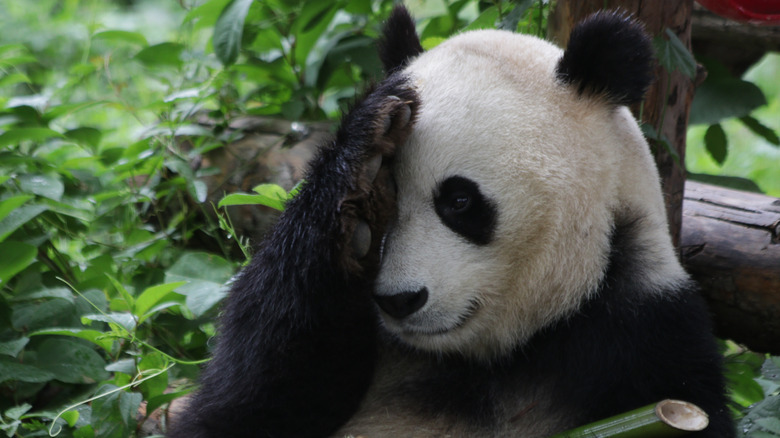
[434,176,497,245]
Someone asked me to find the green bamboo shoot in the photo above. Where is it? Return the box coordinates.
[549,399,709,438]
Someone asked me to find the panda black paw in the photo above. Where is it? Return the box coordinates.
[337,78,419,272]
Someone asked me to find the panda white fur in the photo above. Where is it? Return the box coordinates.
[170,6,734,438]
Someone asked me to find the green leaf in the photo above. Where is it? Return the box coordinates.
[0,72,31,88]
[704,123,728,165]
[0,203,47,242]
[106,275,134,310]
[498,0,534,31]
[61,410,80,427]
[185,0,232,29]
[0,241,36,285]
[0,127,63,148]
[756,418,780,434]
[65,127,102,149]
[146,390,191,416]
[134,281,186,322]
[219,193,274,209]
[165,252,234,318]
[213,0,254,66]
[653,28,696,78]
[741,116,780,146]
[464,6,499,31]
[0,358,55,383]
[0,337,28,358]
[17,173,64,201]
[92,30,148,47]
[12,297,76,332]
[421,36,446,50]
[690,58,767,125]
[0,195,33,223]
[4,403,32,420]
[91,384,142,438]
[30,328,114,352]
[81,313,137,333]
[135,42,184,68]
[35,338,109,384]
[13,287,74,302]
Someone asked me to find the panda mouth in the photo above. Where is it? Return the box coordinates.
[405,299,481,336]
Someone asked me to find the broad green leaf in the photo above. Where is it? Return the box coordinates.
[65,127,102,149]
[165,252,234,318]
[105,358,136,374]
[184,0,232,29]
[690,58,767,125]
[0,195,33,223]
[0,72,31,88]
[17,173,64,201]
[4,403,32,420]
[0,337,28,358]
[653,28,695,78]
[30,328,114,352]
[81,312,137,333]
[12,297,76,332]
[0,127,63,148]
[92,30,148,47]
[704,123,728,165]
[35,338,109,384]
[0,203,47,242]
[135,42,184,68]
[0,358,55,383]
[134,281,186,322]
[12,287,74,302]
[213,0,254,66]
[0,241,36,285]
[91,384,142,437]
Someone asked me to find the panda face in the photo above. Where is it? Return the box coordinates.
[373,30,635,359]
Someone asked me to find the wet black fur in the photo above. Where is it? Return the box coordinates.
[556,11,654,105]
[401,216,734,437]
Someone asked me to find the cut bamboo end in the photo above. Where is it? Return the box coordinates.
[655,399,709,432]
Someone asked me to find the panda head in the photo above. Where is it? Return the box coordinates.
[373,7,687,360]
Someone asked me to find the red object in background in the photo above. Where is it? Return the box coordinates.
[697,0,780,25]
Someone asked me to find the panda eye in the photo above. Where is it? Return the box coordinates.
[450,192,471,212]
[434,176,497,245]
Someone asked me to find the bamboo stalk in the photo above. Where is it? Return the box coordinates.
[550,400,709,438]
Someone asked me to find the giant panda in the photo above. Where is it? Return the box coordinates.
[169,6,735,438]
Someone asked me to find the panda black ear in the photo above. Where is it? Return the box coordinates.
[379,6,424,74]
[555,11,654,106]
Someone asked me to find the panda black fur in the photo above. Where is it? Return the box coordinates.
[169,7,735,438]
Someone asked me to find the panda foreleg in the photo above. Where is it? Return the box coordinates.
[168,74,418,438]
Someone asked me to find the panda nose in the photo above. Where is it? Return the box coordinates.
[374,288,428,320]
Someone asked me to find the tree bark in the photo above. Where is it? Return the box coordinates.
[682,181,780,354]
[549,0,695,249]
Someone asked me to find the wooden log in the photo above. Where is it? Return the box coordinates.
[682,181,780,354]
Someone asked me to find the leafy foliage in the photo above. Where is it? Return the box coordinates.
[0,0,776,436]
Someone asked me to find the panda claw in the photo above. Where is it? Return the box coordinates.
[366,154,383,183]
[383,96,402,134]
[351,220,372,259]
[396,104,412,128]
